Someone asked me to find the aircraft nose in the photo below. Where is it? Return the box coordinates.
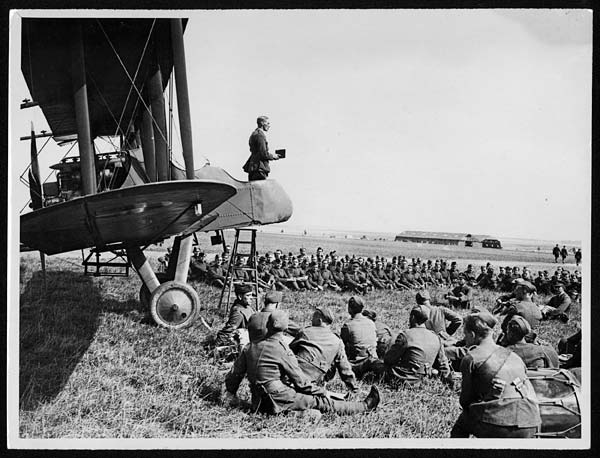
[250,179,293,225]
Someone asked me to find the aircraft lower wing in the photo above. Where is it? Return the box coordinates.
[20,180,236,255]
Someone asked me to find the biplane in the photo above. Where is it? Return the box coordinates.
[18,17,293,329]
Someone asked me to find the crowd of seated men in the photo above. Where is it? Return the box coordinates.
[173,246,580,304]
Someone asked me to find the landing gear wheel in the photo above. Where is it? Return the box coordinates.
[139,273,169,308]
[149,281,199,329]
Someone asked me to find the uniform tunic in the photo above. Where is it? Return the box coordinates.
[452,341,541,437]
[289,326,358,390]
[225,333,367,415]
[425,306,462,341]
[506,343,560,370]
[383,327,452,384]
[215,300,255,346]
[340,314,378,363]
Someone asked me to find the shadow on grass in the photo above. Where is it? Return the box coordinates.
[19,269,142,411]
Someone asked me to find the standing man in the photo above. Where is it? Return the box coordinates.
[243,116,280,181]
[553,244,561,263]
[574,249,582,266]
[560,245,568,264]
[451,311,541,438]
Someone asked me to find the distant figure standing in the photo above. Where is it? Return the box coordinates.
[560,245,568,263]
[552,244,560,263]
[243,116,280,181]
[575,249,582,266]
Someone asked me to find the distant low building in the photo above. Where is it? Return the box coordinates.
[394,230,501,248]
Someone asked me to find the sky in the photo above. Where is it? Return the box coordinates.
[9,9,592,241]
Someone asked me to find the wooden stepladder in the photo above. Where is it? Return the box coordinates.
[218,228,260,313]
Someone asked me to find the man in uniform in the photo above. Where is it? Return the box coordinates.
[224,310,380,415]
[539,282,572,322]
[247,291,301,343]
[553,244,561,263]
[445,275,473,309]
[417,290,462,346]
[362,310,394,358]
[497,281,542,345]
[560,245,568,263]
[320,259,342,291]
[380,304,453,386]
[289,307,359,392]
[242,116,281,181]
[450,311,541,438]
[344,262,371,294]
[215,284,256,346]
[340,296,379,377]
[504,316,559,369]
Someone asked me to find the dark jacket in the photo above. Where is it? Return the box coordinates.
[459,342,541,428]
[244,128,275,175]
[289,326,358,390]
[383,326,451,383]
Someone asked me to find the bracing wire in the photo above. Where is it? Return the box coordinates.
[95,19,169,146]
[19,141,77,214]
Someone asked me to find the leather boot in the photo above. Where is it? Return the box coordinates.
[363,385,380,411]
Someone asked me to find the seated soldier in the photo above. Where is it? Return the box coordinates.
[340,296,379,378]
[286,258,314,291]
[380,304,453,386]
[305,261,324,291]
[497,281,542,345]
[451,311,541,438]
[224,310,380,415]
[269,259,291,291]
[539,282,572,322]
[369,260,394,290]
[214,284,256,347]
[289,307,359,392]
[231,255,249,284]
[247,291,301,343]
[206,257,227,288]
[344,262,371,294]
[189,249,208,282]
[417,290,462,346]
[320,259,342,291]
[445,275,473,309]
[362,310,394,359]
[504,316,559,370]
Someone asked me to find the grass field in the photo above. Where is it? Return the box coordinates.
[16,231,582,439]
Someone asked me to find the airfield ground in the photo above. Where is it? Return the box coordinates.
[15,231,581,439]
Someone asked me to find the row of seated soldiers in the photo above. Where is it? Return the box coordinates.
[216,281,580,436]
[178,246,581,303]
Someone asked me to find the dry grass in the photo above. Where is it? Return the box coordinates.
[17,232,581,438]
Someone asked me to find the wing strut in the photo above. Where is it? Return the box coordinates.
[170,18,195,179]
[71,22,97,195]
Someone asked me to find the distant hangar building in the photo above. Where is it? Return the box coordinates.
[394,231,502,249]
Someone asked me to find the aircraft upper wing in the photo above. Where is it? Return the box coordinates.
[20,180,235,255]
[21,18,184,139]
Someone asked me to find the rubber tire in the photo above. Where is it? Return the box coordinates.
[149,281,200,329]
